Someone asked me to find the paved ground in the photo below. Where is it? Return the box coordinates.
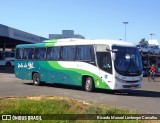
[0,67,160,114]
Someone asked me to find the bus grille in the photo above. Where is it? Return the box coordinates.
[125,80,139,83]
[122,84,140,88]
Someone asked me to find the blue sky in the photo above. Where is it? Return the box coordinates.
[0,0,160,44]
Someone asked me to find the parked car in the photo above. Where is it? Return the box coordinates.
[0,51,15,67]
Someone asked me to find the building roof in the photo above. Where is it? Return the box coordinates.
[0,24,47,43]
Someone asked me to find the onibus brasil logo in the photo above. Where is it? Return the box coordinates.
[18,62,35,69]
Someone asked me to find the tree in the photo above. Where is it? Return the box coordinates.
[138,38,148,46]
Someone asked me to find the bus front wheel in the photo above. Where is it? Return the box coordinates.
[84,77,95,92]
[33,73,41,86]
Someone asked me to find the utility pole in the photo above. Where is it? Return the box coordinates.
[123,22,128,41]
[150,33,154,39]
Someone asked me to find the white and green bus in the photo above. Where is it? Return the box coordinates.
[15,38,143,92]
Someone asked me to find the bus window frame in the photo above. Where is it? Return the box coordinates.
[46,46,60,61]
[23,48,35,60]
[16,45,96,65]
[34,47,47,60]
[75,45,95,63]
[16,48,24,60]
[60,45,76,61]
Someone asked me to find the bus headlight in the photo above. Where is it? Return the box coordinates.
[115,76,126,83]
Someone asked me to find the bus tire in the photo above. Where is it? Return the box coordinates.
[84,77,95,92]
[5,62,11,67]
[33,73,41,86]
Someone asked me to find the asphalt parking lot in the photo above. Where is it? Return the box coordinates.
[0,67,160,114]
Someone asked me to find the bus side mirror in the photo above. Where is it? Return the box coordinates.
[112,52,116,60]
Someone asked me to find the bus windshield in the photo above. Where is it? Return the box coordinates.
[112,46,143,76]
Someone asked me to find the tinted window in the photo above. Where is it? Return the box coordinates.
[23,48,34,59]
[76,45,95,62]
[0,52,4,60]
[113,46,143,76]
[96,52,112,74]
[5,52,15,57]
[34,48,46,60]
[60,46,76,61]
[47,47,60,60]
[16,49,23,59]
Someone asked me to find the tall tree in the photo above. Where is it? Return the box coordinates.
[138,38,148,46]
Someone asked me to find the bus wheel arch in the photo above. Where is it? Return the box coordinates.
[5,62,11,67]
[32,72,41,86]
[82,75,95,92]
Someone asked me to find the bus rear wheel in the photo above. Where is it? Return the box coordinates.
[84,77,95,92]
[33,73,41,86]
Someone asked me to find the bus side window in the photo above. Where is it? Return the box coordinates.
[46,48,52,60]
[23,48,34,60]
[60,46,76,61]
[76,45,95,62]
[16,48,23,59]
[34,48,46,60]
[47,47,60,60]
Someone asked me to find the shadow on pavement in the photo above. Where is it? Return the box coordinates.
[0,66,14,74]
[125,90,160,98]
[92,89,160,98]
[23,82,160,98]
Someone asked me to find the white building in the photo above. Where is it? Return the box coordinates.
[49,30,85,39]
[148,40,159,45]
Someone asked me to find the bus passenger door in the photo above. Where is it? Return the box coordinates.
[96,51,113,89]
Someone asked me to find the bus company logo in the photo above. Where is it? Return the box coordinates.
[18,62,34,69]
[28,62,34,69]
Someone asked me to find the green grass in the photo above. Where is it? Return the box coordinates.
[0,96,158,123]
